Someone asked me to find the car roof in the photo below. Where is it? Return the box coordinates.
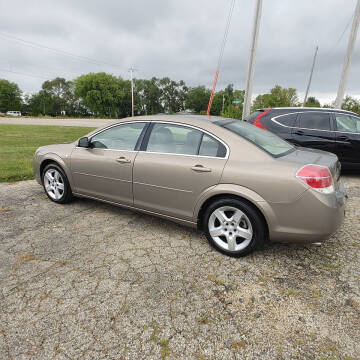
[114,114,235,128]
[257,107,357,115]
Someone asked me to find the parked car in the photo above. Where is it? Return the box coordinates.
[33,115,346,257]
[245,107,360,168]
[6,110,21,116]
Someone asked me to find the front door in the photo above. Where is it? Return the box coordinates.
[133,123,228,221]
[71,122,147,205]
[334,112,360,165]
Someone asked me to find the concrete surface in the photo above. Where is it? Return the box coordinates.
[0,175,359,359]
[0,117,116,128]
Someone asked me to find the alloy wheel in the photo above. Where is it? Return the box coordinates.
[44,168,65,201]
[208,206,253,252]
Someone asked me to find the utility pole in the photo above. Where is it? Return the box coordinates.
[334,0,360,109]
[128,67,137,117]
[222,94,225,114]
[303,46,319,107]
[242,0,262,120]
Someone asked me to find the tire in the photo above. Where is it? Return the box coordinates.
[203,197,266,257]
[42,163,73,204]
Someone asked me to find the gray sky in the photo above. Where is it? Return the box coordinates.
[0,0,359,104]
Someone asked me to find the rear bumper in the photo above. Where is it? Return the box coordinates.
[267,182,347,243]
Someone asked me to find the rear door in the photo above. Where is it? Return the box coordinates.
[133,122,228,221]
[334,112,360,165]
[292,111,336,153]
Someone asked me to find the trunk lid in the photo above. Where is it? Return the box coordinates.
[279,147,341,188]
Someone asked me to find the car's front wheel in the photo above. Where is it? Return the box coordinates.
[203,198,266,257]
[42,163,73,204]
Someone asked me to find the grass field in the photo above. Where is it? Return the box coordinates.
[0,124,95,182]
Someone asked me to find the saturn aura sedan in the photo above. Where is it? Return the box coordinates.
[33,115,347,257]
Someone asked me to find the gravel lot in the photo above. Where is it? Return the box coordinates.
[0,175,359,359]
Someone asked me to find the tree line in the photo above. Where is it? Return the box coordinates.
[0,73,359,118]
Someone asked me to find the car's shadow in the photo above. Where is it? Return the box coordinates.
[72,196,331,258]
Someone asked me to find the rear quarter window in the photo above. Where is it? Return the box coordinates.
[274,113,297,127]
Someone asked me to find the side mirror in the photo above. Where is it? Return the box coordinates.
[78,137,90,148]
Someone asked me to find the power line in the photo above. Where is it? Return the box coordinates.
[217,0,236,70]
[0,68,49,80]
[206,0,236,116]
[0,32,121,69]
[322,13,354,57]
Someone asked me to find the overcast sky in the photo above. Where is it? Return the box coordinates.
[0,0,359,104]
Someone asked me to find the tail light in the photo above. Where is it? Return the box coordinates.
[253,108,271,130]
[296,164,334,194]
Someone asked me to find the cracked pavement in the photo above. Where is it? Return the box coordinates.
[0,176,359,359]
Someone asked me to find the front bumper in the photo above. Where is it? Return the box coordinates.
[33,153,42,185]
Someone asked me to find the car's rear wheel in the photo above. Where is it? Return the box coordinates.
[42,163,73,204]
[203,198,266,257]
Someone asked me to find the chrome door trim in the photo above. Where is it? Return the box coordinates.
[271,111,335,133]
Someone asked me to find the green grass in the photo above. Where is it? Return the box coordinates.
[0,124,95,182]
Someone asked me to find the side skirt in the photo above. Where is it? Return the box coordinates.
[72,192,198,229]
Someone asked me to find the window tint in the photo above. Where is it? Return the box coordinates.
[299,112,330,130]
[199,134,225,157]
[91,122,146,150]
[147,123,202,155]
[335,114,360,133]
[223,121,294,157]
[276,113,297,127]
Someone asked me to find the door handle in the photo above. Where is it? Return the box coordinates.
[337,135,350,142]
[116,157,131,164]
[294,130,304,136]
[191,165,212,172]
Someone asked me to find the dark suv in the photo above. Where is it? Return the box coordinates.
[245,107,360,168]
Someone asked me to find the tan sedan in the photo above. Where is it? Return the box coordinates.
[33,115,347,256]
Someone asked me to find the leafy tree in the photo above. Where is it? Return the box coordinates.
[0,79,22,113]
[210,91,224,116]
[252,85,299,110]
[304,96,321,107]
[41,77,76,116]
[159,77,188,113]
[185,86,210,113]
[27,90,53,116]
[134,77,163,115]
[341,95,360,114]
[74,72,131,118]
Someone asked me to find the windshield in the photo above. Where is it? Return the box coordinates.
[222,120,295,157]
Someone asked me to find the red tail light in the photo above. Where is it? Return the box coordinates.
[296,165,334,194]
[253,108,271,130]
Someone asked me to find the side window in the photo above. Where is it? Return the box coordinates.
[199,134,226,157]
[335,114,360,133]
[299,112,330,131]
[276,113,297,127]
[91,122,146,150]
[147,123,202,155]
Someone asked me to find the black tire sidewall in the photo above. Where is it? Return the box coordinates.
[42,163,72,204]
[203,198,265,257]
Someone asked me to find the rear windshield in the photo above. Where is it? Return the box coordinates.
[222,121,295,157]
